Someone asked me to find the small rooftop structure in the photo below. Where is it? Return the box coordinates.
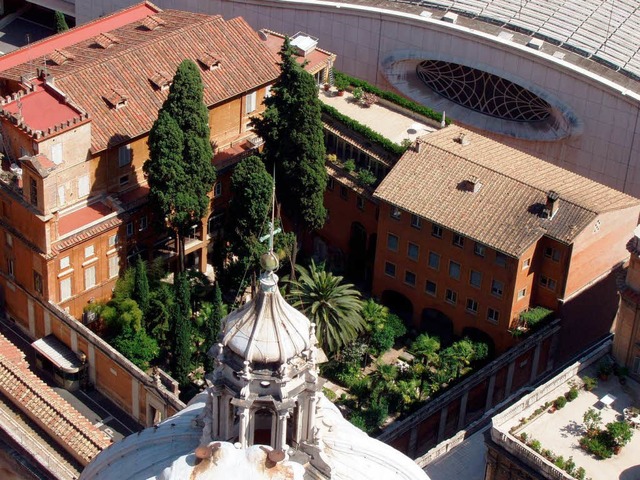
[290,31,318,56]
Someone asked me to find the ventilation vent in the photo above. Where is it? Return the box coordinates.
[49,49,74,66]
[149,71,172,91]
[464,175,482,193]
[93,33,119,49]
[198,53,222,71]
[104,88,128,109]
[140,15,166,31]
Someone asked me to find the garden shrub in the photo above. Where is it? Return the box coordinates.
[576,467,586,480]
[582,375,597,391]
[519,307,553,329]
[343,159,356,172]
[357,168,377,187]
[530,439,541,453]
[566,387,579,401]
[334,71,451,125]
[323,387,337,401]
[555,396,567,409]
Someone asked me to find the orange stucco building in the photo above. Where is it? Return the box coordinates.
[370,127,640,353]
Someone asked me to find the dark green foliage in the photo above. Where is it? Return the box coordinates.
[203,284,224,372]
[362,299,407,355]
[582,375,597,391]
[333,71,450,125]
[411,334,441,364]
[321,103,406,156]
[171,272,192,386]
[356,169,377,187]
[555,395,567,409]
[228,156,272,239]
[567,387,579,401]
[112,326,159,370]
[132,258,150,317]
[580,435,613,459]
[55,11,69,32]
[146,283,173,343]
[606,421,633,447]
[145,60,215,271]
[519,307,553,329]
[252,37,327,233]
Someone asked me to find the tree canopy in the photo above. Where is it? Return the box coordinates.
[55,12,69,32]
[252,37,327,235]
[145,59,216,271]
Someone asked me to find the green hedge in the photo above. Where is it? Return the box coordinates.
[321,103,407,156]
[519,307,553,329]
[334,71,452,125]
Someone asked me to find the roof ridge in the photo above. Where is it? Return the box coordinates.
[424,142,598,215]
[55,11,224,81]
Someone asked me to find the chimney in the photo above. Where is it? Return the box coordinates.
[466,175,482,193]
[545,191,559,219]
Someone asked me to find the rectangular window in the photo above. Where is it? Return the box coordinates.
[449,261,461,280]
[33,271,43,294]
[78,175,90,198]
[84,245,95,258]
[540,275,557,291]
[445,289,457,305]
[109,255,119,278]
[51,142,63,165]
[29,178,38,206]
[428,251,440,270]
[487,308,500,324]
[491,279,504,297]
[60,256,70,270]
[431,224,443,238]
[340,186,348,200]
[410,214,422,229]
[246,91,257,113]
[523,258,531,269]
[5,233,12,248]
[495,251,507,267]
[85,265,96,289]
[118,145,132,167]
[127,222,134,237]
[387,233,399,252]
[404,270,416,286]
[58,184,65,207]
[108,234,118,247]
[407,242,419,261]
[327,177,334,190]
[453,233,464,248]
[466,298,478,314]
[544,247,561,262]
[384,262,396,277]
[470,270,482,288]
[517,288,526,299]
[633,356,640,375]
[139,216,148,231]
[390,206,401,220]
[7,258,14,277]
[474,242,486,257]
[214,182,222,198]
[425,280,437,296]
[119,175,129,187]
[60,277,72,301]
[356,196,365,211]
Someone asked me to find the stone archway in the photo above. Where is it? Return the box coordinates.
[381,290,414,324]
[421,308,454,347]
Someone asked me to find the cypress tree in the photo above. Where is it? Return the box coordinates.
[204,284,224,372]
[252,38,327,250]
[171,272,192,386]
[132,258,150,318]
[55,12,69,33]
[145,60,216,272]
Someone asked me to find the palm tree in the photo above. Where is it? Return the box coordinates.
[286,261,365,355]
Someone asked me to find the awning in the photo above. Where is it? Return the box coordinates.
[32,335,83,373]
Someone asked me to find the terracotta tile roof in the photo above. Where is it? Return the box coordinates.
[0,334,111,466]
[0,8,280,152]
[374,126,640,257]
[260,29,336,75]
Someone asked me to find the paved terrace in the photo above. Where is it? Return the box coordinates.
[493,343,640,480]
[319,88,438,145]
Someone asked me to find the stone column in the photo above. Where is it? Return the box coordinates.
[276,411,289,450]
[306,393,319,441]
[408,426,418,458]
[529,343,542,383]
[238,407,250,448]
[211,393,220,438]
[220,396,230,440]
[504,361,516,397]
[485,373,496,411]
[437,407,448,443]
[457,391,469,430]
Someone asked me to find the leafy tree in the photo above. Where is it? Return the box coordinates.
[112,325,159,370]
[102,298,143,337]
[145,60,215,272]
[146,282,174,345]
[203,284,224,371]
[583,408,602,434]
[411,334,441,365]
[252,37,327,266]
[286,260,365,355]
[132,257,150,318]
[171,272,192,386]
[55,11,69,32]
[606,421,633,447]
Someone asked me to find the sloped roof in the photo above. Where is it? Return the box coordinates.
[0,7,280,152]
[374,126,640,257]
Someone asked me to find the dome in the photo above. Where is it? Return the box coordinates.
[221,272,311,364]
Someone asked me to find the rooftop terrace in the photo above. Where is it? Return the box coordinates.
[491,342,640,480]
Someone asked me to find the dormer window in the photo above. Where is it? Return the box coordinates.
[49,49,74,66]
[149,71,172,91]
[198,53,222,71]
[93,33,119,49]
[104,88,128,109]
[140,15,166,31]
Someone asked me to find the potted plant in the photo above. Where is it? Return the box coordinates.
[582,375,597,391]
[598,359,613,380]
[323,82,331,92]
[352,86,364,103]
[334,77,349,97]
